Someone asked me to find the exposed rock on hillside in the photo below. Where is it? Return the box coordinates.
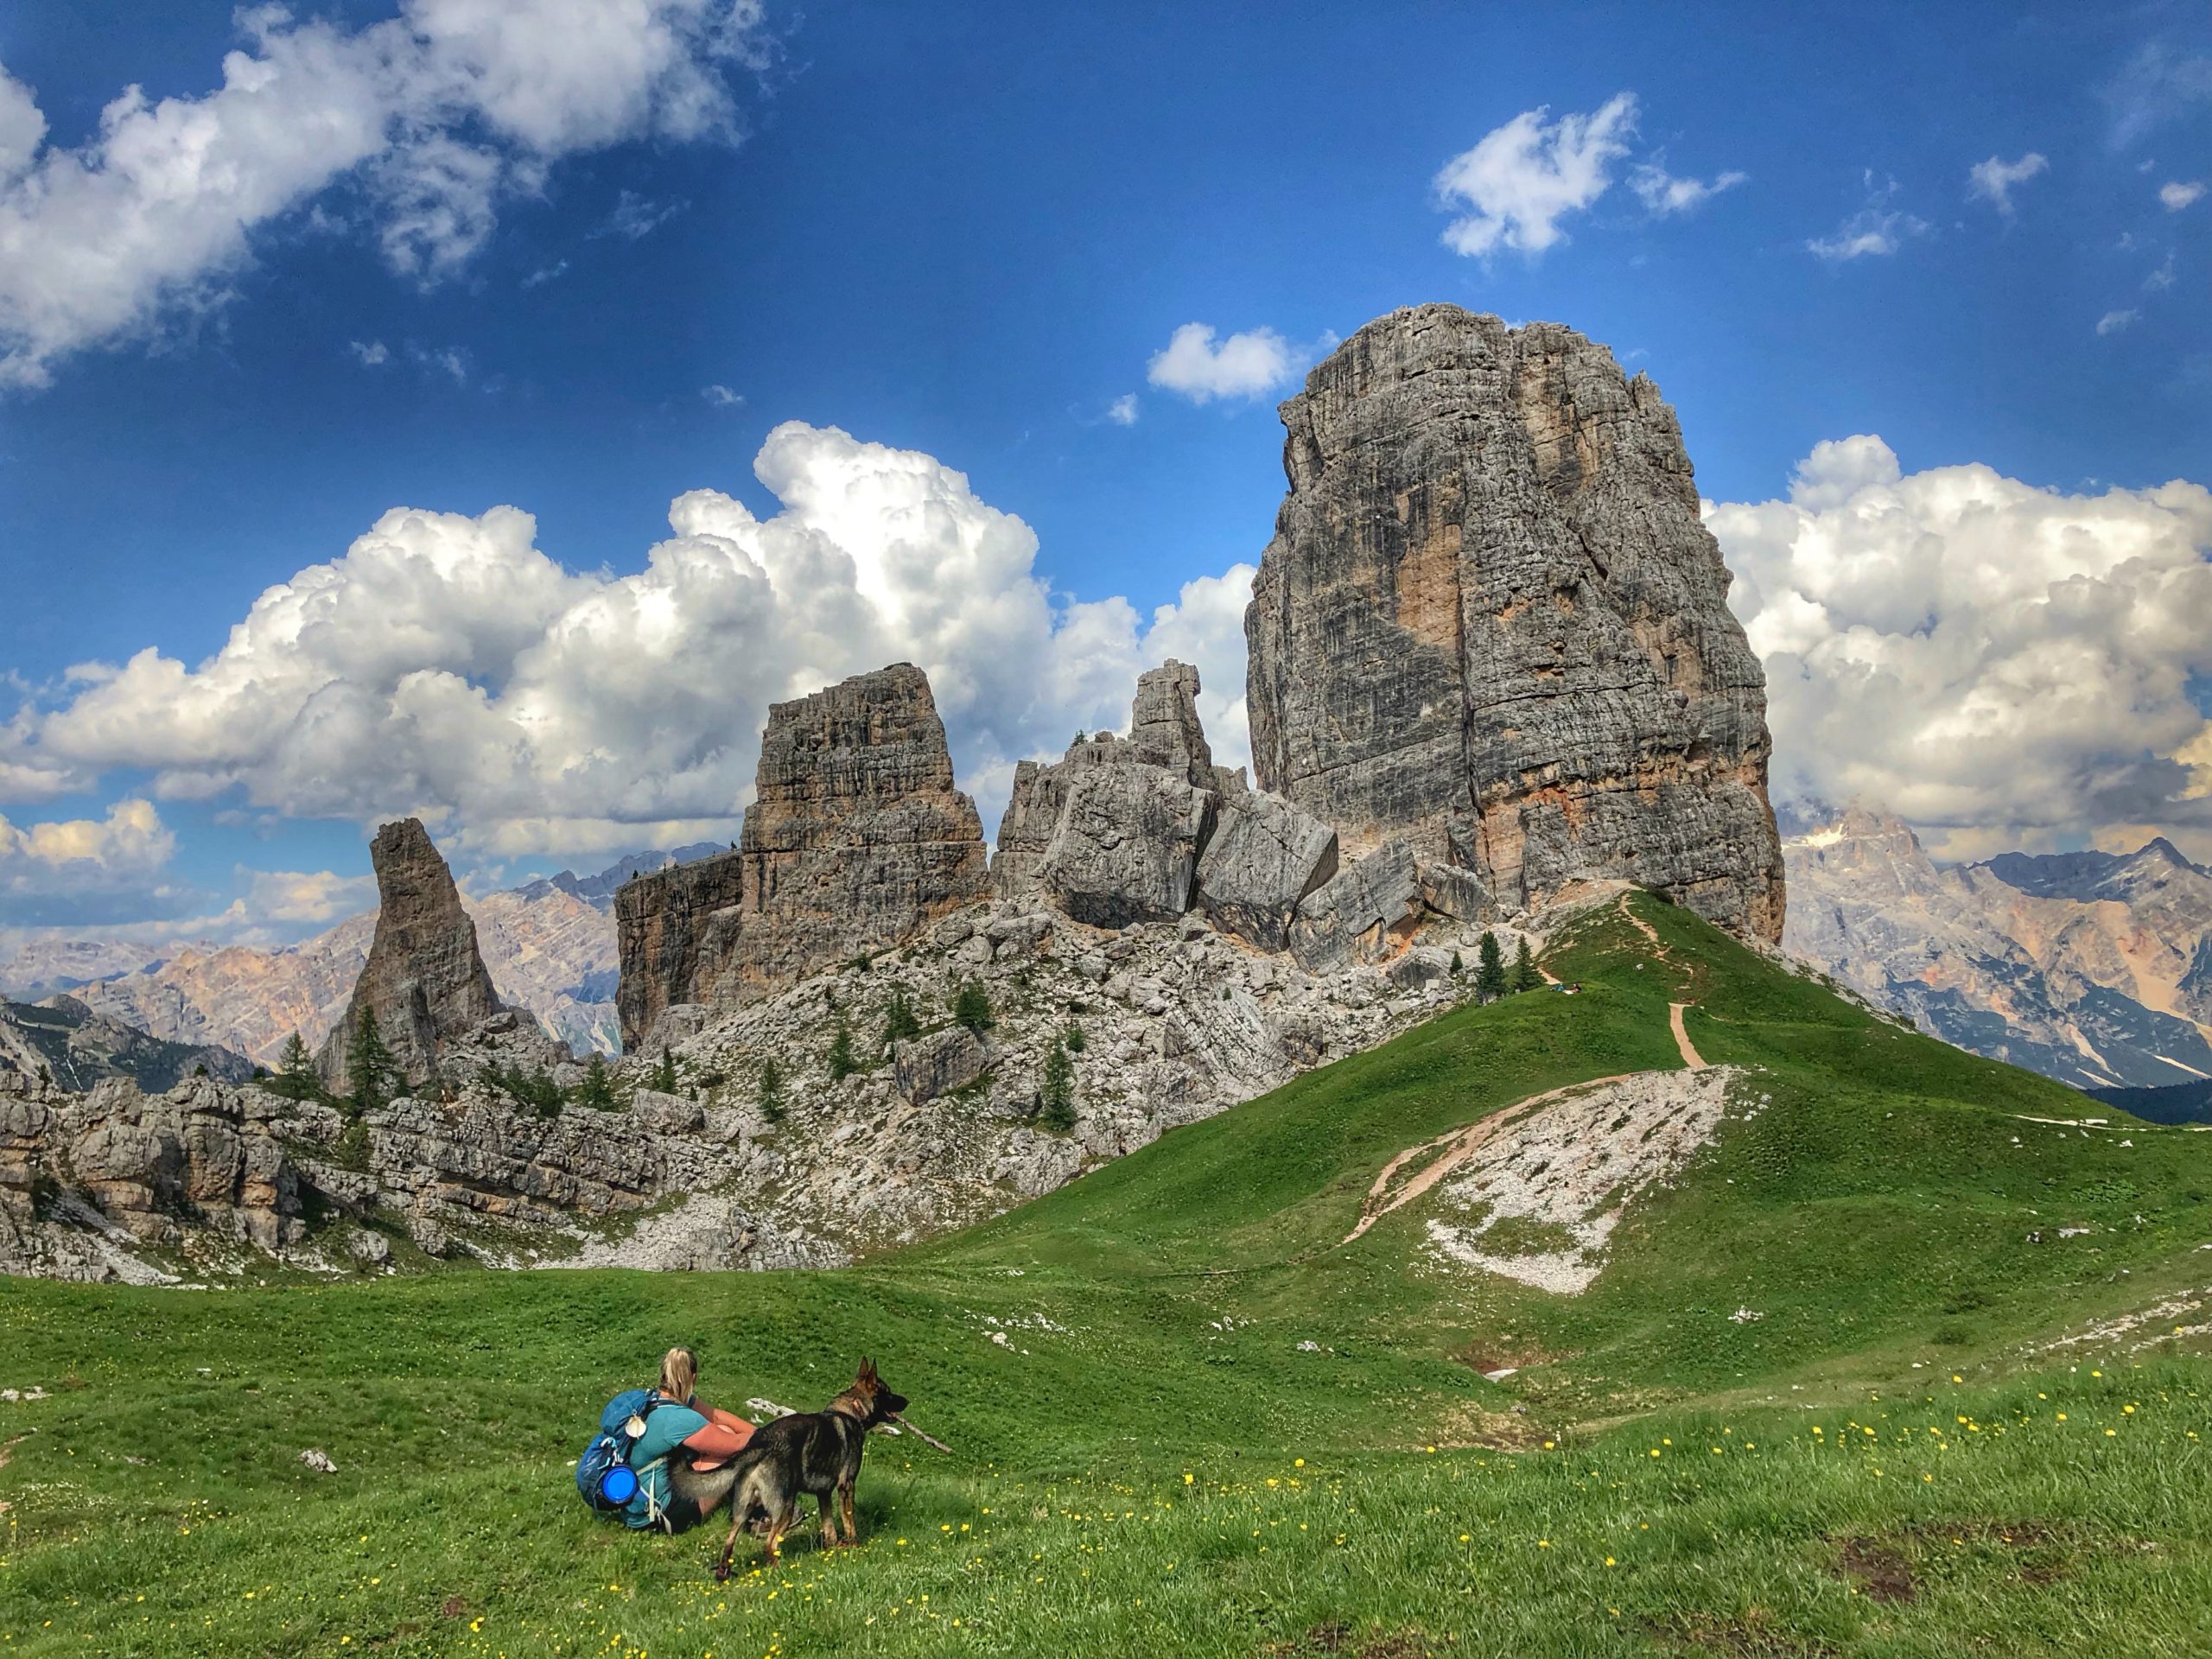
[618,665,990,1045]
[317,819,509,1092]
[1784,805,2212,1089]
[1245,304,1784,943]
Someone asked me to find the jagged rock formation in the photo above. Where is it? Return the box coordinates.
[1245,304,1785,944]
[618,665,989,1046]
[995,660,1342,946]
[318,819,508,1092]
[1784,805,2212,1089]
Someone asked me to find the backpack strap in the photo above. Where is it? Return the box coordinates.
[634,1454,672,1531]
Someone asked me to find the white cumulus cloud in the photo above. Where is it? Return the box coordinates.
[1966,151,2048,214]
[1147,324,1306,404]
[1709,436,2212,859]
[1106,392,1139,426]
[3,423,1256,862]
[1434,92,1639,257]
[2096,308,2140,335]
[2162,179,2206,211]
[0,0,769,389]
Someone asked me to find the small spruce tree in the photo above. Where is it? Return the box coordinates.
[1475,931,1508,1002]
[1039,1041,1076,1132]
[952,978,994,1033]
[1063,1022,1086,1054]
[759,1055,786,1123]
[652,1047,679,1095]
[578,1051,616,1111]
[1450,949,1465,977]
[345,1008,398,1114]
[827,1016,857,1082]
[1512,936,1540,993]
[276,1030,315,1101]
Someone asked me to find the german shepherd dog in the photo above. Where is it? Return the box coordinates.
[666,1359,908,1579]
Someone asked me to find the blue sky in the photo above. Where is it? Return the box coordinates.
[0,0,2208,941]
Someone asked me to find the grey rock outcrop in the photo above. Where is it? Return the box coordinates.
[616,664,989,1045]
[1193,790,1339,951]
[1245,304,1785,944]
[1287,841,1422,973]
[893,1026,992,1104]
[319,819,508,1093]
[1042,766,1217,929]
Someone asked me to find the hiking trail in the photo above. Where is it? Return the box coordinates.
[1342,895,1707,1249]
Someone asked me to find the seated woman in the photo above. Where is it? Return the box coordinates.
[621,1345,756,1532]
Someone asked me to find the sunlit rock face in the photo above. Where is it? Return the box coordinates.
[1246,303,1784,944]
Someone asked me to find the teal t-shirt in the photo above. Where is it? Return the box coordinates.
[621,1402,706,1529]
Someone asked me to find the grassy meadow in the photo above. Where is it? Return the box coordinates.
[3,895,2209,1656]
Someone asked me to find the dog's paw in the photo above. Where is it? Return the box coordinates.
[711,1560,733,1584]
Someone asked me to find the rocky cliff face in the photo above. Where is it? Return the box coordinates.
[617,665,990,1046]
[1783,806,2212,1089]
[317,819,508,1091]
[1246,304,1784,943]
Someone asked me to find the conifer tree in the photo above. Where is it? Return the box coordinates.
[578,1051,616,1110]
[759,1055,786,1123]
[276,1031,315,1100]
[1512,936,1540,993]
[1475,931,1507,1001]
[346,1008,398,1114]
[652,1047,679,1095]
[1039,1042,1075,1132]
[828,1016,857,1082]
[953,978,994,1033]
[882,988,921,1051]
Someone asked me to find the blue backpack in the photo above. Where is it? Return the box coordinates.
[575,1389,664,1516]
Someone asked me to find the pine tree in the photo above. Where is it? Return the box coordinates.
[578,1051,616,1110]
[882,988,920,1051]
[1063,1022,1086,1054]
[652,1047,679,1095]
[759,1056,786,1123]
[952,978,994,1033]
[1039,1042,1075,1132]
[345,1008,398,1114]
[1475,931,1507,1002]
[1450,949,1465,977]
[276,1031,315,1101]
[828,1017,857,1082]
[1512,935,1540,993]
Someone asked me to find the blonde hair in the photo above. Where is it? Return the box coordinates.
[658,1344,699,1403]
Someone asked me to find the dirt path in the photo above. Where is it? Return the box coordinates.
[1669,1002,1706,1070]
[1343,893,1709,1249]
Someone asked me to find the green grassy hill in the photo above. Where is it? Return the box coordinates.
[3,893,2208,1656]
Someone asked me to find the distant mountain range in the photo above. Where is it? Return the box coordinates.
[1783,806,2212,1090]
[0,996,252,1093]
[0,844,721,1067]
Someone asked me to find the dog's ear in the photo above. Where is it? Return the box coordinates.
[857,1357,877,1385]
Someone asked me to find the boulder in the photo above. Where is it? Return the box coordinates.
[1193,791,1339,950]
[1041,766,1217,929]
[893,1027,992,1105]
[1287,841,1422,973]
